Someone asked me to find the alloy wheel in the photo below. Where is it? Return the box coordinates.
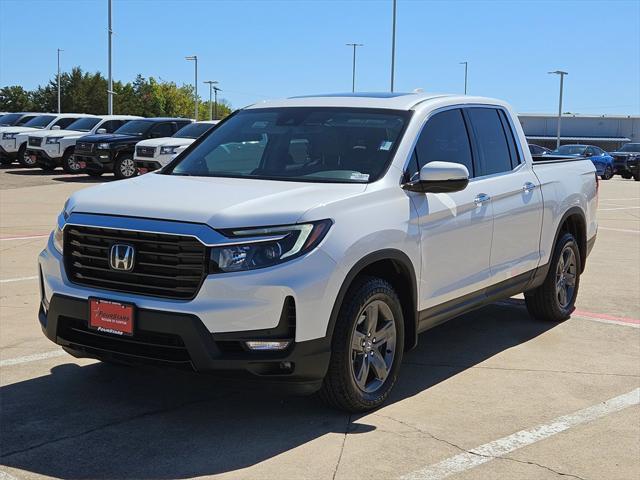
[556,245,577,309]
[120,158,136,177]
[349,300,397,394]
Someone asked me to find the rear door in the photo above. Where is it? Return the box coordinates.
[409,108,494,310]
[465,107,543,285]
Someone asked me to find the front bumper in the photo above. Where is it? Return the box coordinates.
[0,140,18,158]
[74,151,113,172]
[134,158,163,173]
[27,147,62,168]
[39,293,330,389]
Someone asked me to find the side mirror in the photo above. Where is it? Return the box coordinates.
[96,128,107,134]
[584,151,592,157]
[403,161,469,193]
[51,125,61,130]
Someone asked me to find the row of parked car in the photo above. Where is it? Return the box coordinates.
[0,112,218,179]
[528,142,640,181]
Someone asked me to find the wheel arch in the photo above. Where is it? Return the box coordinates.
[326,249,419,352]
[553,206,587,273]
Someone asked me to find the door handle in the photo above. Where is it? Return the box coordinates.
[474,193,491,206]
[523,182,536,193]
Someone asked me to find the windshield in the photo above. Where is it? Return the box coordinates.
[168,108,410,183]
[619,143,640,153]
[0,113,23,126]
[22,115,56,129]
[552,145,586,155]
[113,120,153,136]
[66,117,101,132]
[173,122,215,139]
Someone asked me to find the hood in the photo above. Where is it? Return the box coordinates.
[26,129,84,139]
[0,126,38,134]
[136,137,194,148]
[79,133,142,143]
[68,173,367,229]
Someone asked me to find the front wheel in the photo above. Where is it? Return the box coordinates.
[114,156,137,180]
[601,166,613,180]
[319,276,404,412]
[61,149,80,174]
[17,144,34,167]
[525,232,581,322]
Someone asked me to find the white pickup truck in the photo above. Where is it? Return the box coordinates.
[0,113,94,167]
[26,115,142,173]
[133,120,218,173]
[38,93,597,412]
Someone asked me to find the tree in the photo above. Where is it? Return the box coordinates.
[0,86,33,111]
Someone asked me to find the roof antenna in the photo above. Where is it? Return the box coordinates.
[413,88,424,93]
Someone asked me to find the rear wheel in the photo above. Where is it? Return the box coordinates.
[319,276,404,412]
[621,172,632,179]
[634,171,640,181]
[61,149,80,174]
[601,166,613,180]
[525,232,581,322]
[114,155,137,180]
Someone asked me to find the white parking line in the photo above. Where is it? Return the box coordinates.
[0,275,38,284]
[598,206,640,212]
[0,234,49,242]
[0,350,66,367]
[599,227,640,234]
[401,388,640,480]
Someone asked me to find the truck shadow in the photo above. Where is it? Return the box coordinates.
[0,301,556,479]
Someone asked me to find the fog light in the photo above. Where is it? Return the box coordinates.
[245,340,291,351]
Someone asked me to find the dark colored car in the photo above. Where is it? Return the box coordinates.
[73,118,192,179]
[609,143,640,181]
[549,144,615,180]
[528,144,551,155]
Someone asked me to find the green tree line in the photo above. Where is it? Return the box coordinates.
[0,67,232,120]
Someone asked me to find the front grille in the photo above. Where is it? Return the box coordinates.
[136,146,156,158]
[58,316,193,366]
[28,136,42,147]
[76,142,94,153]
[64,225,208,299]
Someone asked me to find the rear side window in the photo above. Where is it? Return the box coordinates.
[498,110,521,168]
[151,123,174,138]
[466,108,513,176]
[101,120,124,133]
[413,109,474,178]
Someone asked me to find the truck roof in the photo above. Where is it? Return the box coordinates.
[245,92,511,111]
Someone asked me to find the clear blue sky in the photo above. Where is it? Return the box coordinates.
[1,0,639,115]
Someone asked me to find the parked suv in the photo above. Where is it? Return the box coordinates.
[134,120,218,173]
[0,114,91,167]
[609,143,640,180]
[26,115,142,173]
[74,118,192,179]
[39,93,597,412]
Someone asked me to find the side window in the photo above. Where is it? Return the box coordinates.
[586,147,597,156]
[150,123,174,138]
[413,109,474,178]
[53,118,77,129]
[466,108,513,176]
[176,121,191,132]
[101,120,122,133]
[498,110,521,168]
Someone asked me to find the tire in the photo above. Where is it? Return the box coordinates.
[634,171,640,182]
[525,232,581,322]
[17,143,35,167]
[114,155,137,180]
[0,157,13,166]
[61,149,80,174]
[621,172,632,179]
[601,166,613,180]
[318,276,404,412]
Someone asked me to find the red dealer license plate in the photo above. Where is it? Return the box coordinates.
[89,298,134,336]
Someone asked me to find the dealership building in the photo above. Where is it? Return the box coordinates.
[518,113,639,151]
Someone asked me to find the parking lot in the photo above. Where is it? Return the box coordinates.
[0,167,638,480]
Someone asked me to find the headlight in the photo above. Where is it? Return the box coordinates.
[53,224,64,254]
[210,220,332,273]
[160,146,180,155]
[46,137,63,144]
[97,143,110,149]
[2,132,17,139]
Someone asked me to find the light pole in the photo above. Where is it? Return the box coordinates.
[390,0,397,92]
[549,70,568,150]
[459,61,468,95]
[346,43,363,92]
[203,80,218,120]
[213,86,221,120]
[107,0,113,114]
[57,48,63,113]
[185,55,198,119]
